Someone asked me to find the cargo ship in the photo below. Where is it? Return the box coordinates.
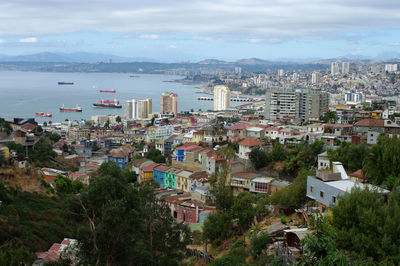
[93,99,122,108]
[35,112,52,117]
[99,89,116,93]
[58,82,74,85]
[60,105,82,112]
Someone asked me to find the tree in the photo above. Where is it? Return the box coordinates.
[249,147,269,170]
[321,111,338,123]
[363,135,400,189]
[270,142,285,161]
[76,168,190,265]
[43,122,47,127]
[145,148,166,163]
[328,142,368,172]
[231,192,255,234]
[202,211,233,247]
[250,232,271,259]
[271,168,312,208]
[0,118,12,135]
[36,125,43,132]
[116,116,121,123]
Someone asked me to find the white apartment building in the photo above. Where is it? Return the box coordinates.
[213,85,230,111]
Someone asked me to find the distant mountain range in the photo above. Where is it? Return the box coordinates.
[0,52,156,63]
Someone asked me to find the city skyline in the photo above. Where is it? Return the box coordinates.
[0,1,400,61]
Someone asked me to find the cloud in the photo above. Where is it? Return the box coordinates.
[168,44,178,49]
[388,42,400,46]
[139,34,160,40]
[0,0,399,44]
[0,39,5,43]
[19,37,37,43]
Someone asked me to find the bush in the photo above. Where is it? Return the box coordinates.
[250,232,271,259]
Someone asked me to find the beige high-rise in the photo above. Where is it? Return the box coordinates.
[160,92,178,115]
[213,85,230,111]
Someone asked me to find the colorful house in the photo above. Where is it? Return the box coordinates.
[107,144,135,169]
[139,163,158,183]
[153,165,170,186]
[176,170,193,192]
[165,168,178,189]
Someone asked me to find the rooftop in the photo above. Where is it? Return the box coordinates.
[238,136,262,147]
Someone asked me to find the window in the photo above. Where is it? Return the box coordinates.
[320,191,324,198]
[310,186,314,193]
[332,196,336,203]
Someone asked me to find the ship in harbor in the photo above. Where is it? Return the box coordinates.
[59,105,82,112]
[99,89,116,93]
[35,112,52,117]
[93,99,122,109]
[58,82,74,85]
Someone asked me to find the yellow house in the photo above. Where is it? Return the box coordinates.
[371,111,382,119]
[176,170,193,192]
[139,163,158,183]
[193,130,204,143]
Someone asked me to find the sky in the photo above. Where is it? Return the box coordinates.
[0,0,400,62]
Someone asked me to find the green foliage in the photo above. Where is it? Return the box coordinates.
[202,212,233,247]
[231,192,255,232]
[282,140,323,175]
[327,142,369,172]
[249,147,269,170]
[280,216,287,225]
[6,142,25,160]
[121,167,137,183]
[116,115,121,123]
[254,194,270,220]
[0,184,79,253]
[299,215,350,265]
[0,246,35,266]
[271,168,313,207]
[145,148,166,163]
[321,111,338,123]
[37,125,43,132]
[270,143,285,161]
[98,161,122,178]
[48,132,61,143]
[332,187,400,263]
[363,135,400,189]
[28,137,57,163]
[55,175,83,194]
[76,163,191,265]
[210,254,247,266]
[0,118,12,135]
[227,142,239,153]
[250,232,271,259]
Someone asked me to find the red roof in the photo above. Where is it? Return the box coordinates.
[142,163,159,172]
[325,124,353,128]
[354,119,384,127]
[238,136,262,147]
[228,123,251,130]
[349,169,370,180]
[154,164,170,172]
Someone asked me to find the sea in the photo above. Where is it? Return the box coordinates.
[0,71,216,123]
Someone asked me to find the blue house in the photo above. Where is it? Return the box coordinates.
[107,144,135,169]
[153,165,170,186]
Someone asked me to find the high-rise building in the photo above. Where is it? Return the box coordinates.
[342,62,350,74]
[213,85,230,111]
[385,64,398,72]
[331,62,340,76]
[124,98,152,120]
[311,72,320,84]
[160,92,178,116]
[278,69,284,77]
[265,89,329,121]
[265,89,299,120]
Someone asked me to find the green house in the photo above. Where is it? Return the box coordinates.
[165,168,179,189]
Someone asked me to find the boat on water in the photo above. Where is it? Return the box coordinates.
[99,89,116,93]
[35,112,52,117]
[93,99,122,109]
[58,82,74,85]
[60,105,82,112]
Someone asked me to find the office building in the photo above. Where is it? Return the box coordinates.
[160,92,178,116]
[300,90,330,121]
[125,98,152,120]
[311,72,320,84]
[278,69,284,77]
[342,62,350,74]
[213,85,230,111]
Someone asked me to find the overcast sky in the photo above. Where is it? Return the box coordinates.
[0,0,400,61]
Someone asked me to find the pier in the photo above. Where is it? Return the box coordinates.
[197,96,255,102]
